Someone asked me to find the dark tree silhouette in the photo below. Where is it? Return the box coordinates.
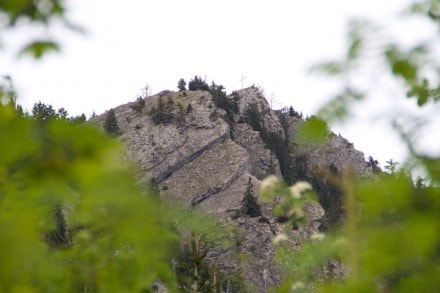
[240,177,261,217]
[188,75,209,91]
[104,108,121,136]
[177,78,187,91]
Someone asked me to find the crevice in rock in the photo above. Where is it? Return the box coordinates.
[191,158,248,206]
[153,132,229,183]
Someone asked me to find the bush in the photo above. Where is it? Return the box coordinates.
[129,97,146,113]
[150,96,174,125]
[0,104,178,291]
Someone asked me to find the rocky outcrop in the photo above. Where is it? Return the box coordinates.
[95,86,370,291]
[288,116,370,178]
[233,86,285,139]
[233,123,282,180]
[159,139,249,207]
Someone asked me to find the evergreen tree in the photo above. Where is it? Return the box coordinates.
[366,156,380,172]
[177,78,186,91]
[32,101,57,123]
[240,177,261,217]
[243,102,262,132]
[188,75,209,91]
[71,113,87,124]
[150,96,175,125]
[288,106,301,118]
[129,97,146,113]
[103,108,121,136]
[175,103,186,126]
[384,159,399,175]
[57,107,69,119]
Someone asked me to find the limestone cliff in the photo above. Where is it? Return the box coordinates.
[95,86,369,291]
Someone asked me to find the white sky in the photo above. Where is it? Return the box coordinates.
[1,0,439,169]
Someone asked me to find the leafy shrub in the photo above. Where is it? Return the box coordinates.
[0,104,178,291]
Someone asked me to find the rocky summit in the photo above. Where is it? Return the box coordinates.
[95,85,371,291]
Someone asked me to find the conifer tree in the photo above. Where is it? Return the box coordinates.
[177,78,186,91]
[188,75,209,91]
[104,108,121,136]
[240,177,261,217]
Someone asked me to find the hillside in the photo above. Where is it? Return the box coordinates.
[95,85,372,290]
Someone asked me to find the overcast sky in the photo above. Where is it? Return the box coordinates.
[1,0,439,169]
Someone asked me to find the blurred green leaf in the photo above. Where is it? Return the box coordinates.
[309,61,345,76]
[295,116,330,147]
[317,88,364,124]
[407,79,430,106]
[348,38,362,60]
[19,40,60,59]
[392,60,417,81]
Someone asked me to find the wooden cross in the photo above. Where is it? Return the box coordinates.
[239,74,246,89]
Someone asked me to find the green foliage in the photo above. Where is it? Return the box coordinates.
[174,232,231,292]
[149,96,175,125]
[384,158,399,175]
[32,101,57,122]
[103,108,121,136]
[19,40,60,58]
[366,156,380,173]
[32,101,74,124]
[31,101,86,125]
[162,205,247,291]
[129,97,146,113]
[241,104,297,184]
[308,20,371,124]
[188,75,209,91]
[175,103,186,126]
[177,78,187,91]
[288,106,301,118]
[260,176,316,229]
[240,177,261,217]
[0,0,83,59]
[71,113,87,125]
[0,104,178,291]
[282,173,440,292]
[273,2,440,291]
[295,116,330,147]
[243,102,262,132]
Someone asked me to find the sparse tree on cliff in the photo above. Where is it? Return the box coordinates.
[240,177,261,217]
[177,78,186,91]
[188,75,209,91]
[104,108,121,136]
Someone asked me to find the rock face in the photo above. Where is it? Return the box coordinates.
[95,86,369,291]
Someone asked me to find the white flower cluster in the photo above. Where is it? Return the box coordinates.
[289,181,312,199]
[291,281,305,291]
[260,175,279,191]
[310,232,325,241]
[272,233,288,244]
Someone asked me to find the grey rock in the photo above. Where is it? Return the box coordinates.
[94,86,370,291]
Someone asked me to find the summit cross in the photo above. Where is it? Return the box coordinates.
[239,74,246,89]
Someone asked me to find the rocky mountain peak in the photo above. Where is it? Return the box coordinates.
[95,85,370,290]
